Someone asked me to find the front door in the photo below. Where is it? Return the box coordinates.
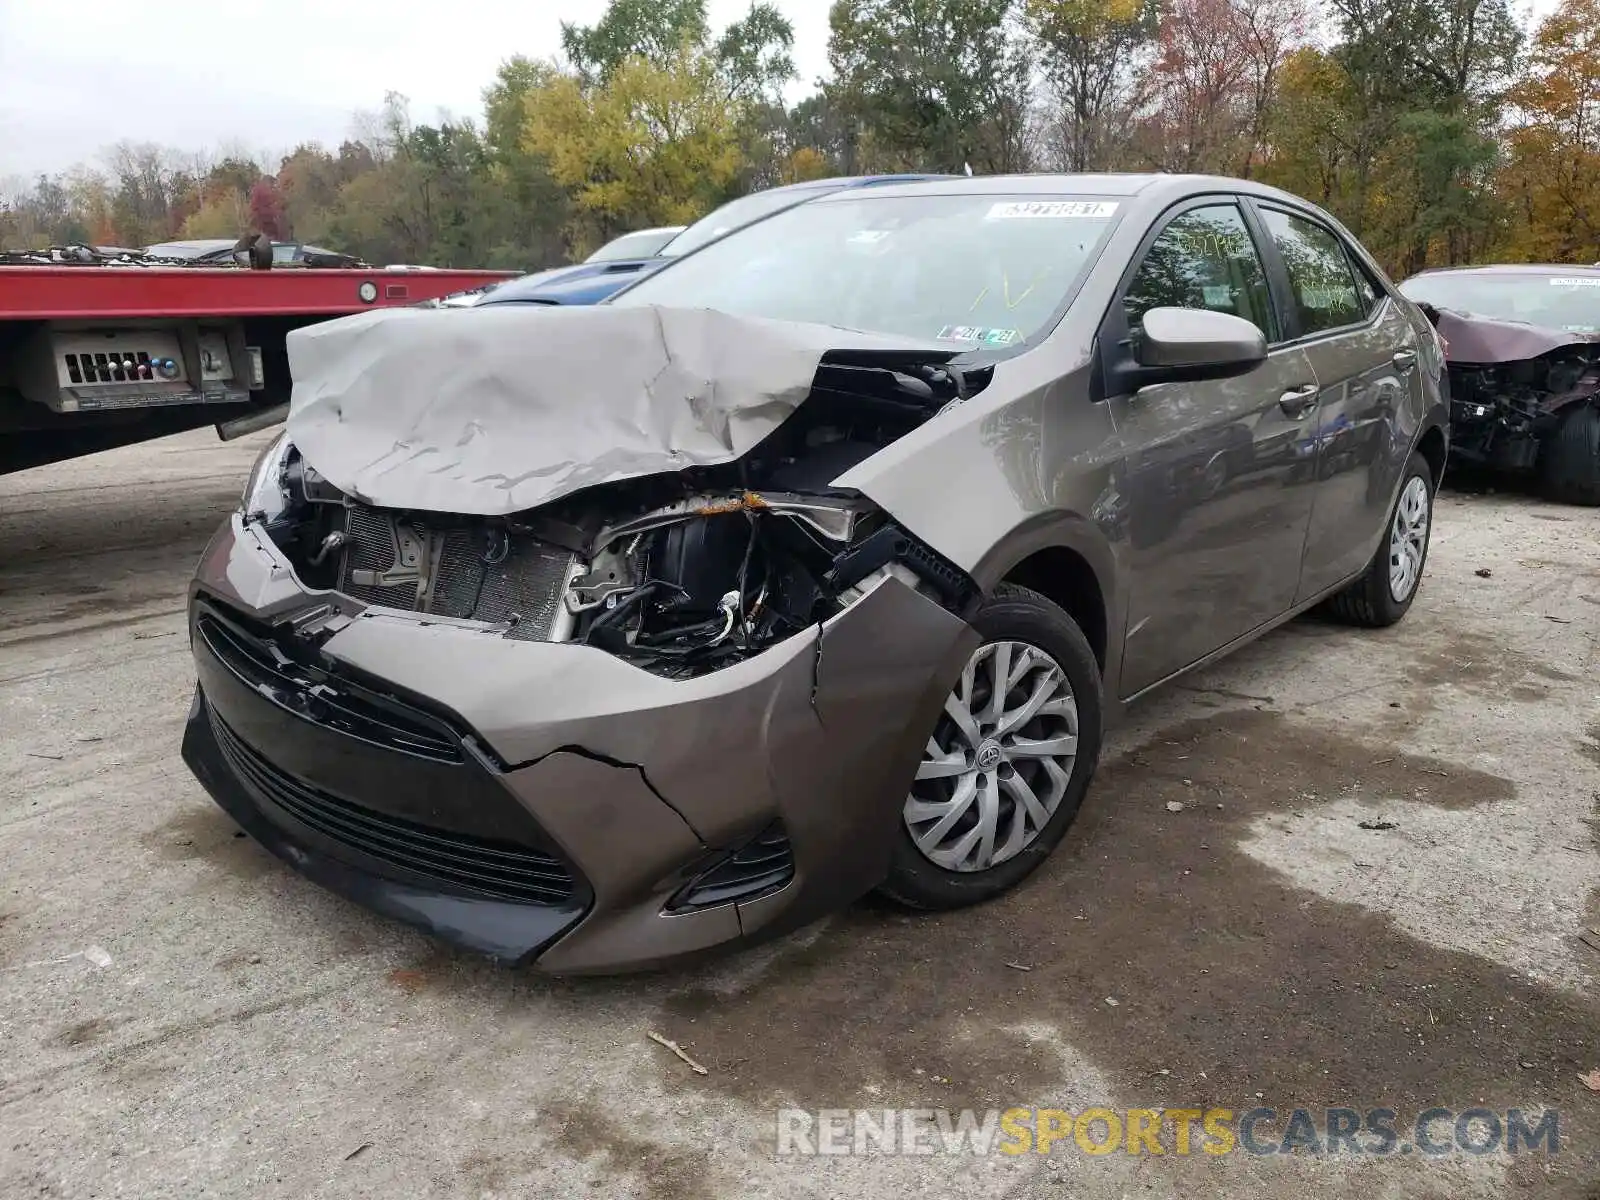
[1107,199,1322,697]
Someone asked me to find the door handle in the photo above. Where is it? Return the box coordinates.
[1278,384,1319,418]
[1392,350,1417,372]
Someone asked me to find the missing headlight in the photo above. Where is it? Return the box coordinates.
[566,490,972,678]
[240,431,293,523]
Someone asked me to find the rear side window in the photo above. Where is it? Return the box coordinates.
[1348,252,1382,315]
[1123,204,1278,342]
[1259,208,1365,334]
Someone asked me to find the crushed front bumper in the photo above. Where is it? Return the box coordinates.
[181,515,974,973]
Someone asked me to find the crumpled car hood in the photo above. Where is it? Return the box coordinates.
[1430,306,1597,364]
[284,304,943,516]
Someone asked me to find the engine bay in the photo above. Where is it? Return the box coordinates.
[1447,352,1596,470]
[253,357,985,677]
[1417,301,1600,473]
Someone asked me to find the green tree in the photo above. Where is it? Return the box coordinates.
[561,0,710,82]
[1321,0,1521,269]
[525,49,745,253]
[482,57,581,268]
[1259,47,1359,209]
[714,3,797,103]
[320,94,530,268]
[275,145,345,240]
[106,142,189,245]
[181,192,250,239]
[785,91,858,173]
[827,0,1034,173]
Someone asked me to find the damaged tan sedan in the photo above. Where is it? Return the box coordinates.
[182,174,1449,973]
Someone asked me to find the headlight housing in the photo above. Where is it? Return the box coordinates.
[240,431,294,522]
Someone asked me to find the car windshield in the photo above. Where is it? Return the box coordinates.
[1401,272,1600,334]
[586,228,681,262]
[613,193,1122,345]
[658,186,837,258]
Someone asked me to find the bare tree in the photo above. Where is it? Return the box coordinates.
[1025,0,1159,171]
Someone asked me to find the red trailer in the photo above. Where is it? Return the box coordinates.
[0,255,517,475]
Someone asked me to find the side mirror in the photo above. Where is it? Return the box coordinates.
[1138,306,1267,377]
[1107,307,1268,396]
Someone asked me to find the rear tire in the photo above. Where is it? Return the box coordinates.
[1539,402,1600,506]
[1322,449,1434,628]
[879,584,1103,911]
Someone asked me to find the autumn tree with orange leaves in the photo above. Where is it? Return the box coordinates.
[1131,0,1312,177]
[1499,0,1600,262]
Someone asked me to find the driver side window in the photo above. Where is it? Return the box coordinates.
[1124,204,1279,343]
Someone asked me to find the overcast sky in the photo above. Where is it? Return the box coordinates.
[0,0,1563,181]
[0,0,834,179]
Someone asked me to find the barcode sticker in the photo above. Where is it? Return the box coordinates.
[986,201,1119,220]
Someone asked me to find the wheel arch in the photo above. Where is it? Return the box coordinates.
[1415,422,1448,490]
[1000,546,1109,672]
[961,511,1112,678]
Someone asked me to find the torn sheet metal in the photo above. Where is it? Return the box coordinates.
[285,304,936,517]
[1430,306,1596,364]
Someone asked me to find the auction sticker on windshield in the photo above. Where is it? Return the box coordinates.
[987,201,1119,220]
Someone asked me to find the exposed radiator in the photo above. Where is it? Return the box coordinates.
[338,505,576,641]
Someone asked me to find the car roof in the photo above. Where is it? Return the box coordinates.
[771,173,956,193]
[807,172,1329,208]
[1404,263,1600,278]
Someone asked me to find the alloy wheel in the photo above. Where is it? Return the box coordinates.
[904,639,1080,873]
[1388,475,1430,602]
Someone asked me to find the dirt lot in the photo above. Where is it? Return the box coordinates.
[1,429,1597,1200]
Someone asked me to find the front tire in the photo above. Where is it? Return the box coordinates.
[879,584,1103,911]
[1539,401,1600,506]
[1322,448,1434,628]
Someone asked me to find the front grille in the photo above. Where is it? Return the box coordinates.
[338,505,575,640]
[669,823,795,912]
[210,711,577,906]
[196,609,460,763]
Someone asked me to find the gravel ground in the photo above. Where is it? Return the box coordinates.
[1,429,1596,1200]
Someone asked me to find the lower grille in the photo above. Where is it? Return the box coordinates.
[210,711,578,906]
[669,823,795,911]
[196,609,460,762]
[339,505,575,640]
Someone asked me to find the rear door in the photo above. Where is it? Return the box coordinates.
[1106,198,1321,697]
[1249,204,1418,600]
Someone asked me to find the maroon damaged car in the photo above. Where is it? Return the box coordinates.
[1399,264,1600,504]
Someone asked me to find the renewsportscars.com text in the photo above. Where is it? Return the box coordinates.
[776,1106,1561,1158]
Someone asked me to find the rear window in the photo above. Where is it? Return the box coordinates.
[1259,208,1365,335]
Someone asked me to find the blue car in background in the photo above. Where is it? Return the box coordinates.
[473,175,952,308]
